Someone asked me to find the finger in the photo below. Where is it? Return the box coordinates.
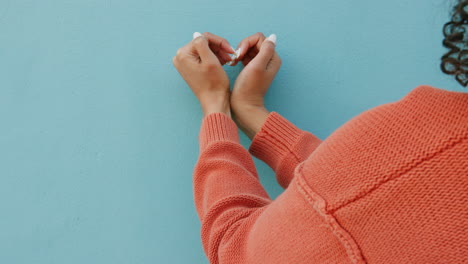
[248,34,277,69]
[241,54,253,66]
[214,48,233,65]
[201,32,234,64]
[236,32,266,60]
[230,32,266,66]
[192,32,219,64]
[238,49,258,66]
[203,32,235,54]
[230,47,254,66]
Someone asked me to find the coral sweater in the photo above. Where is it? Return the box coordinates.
[193,85,468,264]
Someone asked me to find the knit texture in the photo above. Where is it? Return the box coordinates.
[193,85,468,263]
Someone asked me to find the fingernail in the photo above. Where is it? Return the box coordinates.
[235,48,242,58]
[193,32,203,39]
[226,61,234,66]
[230,46,236,53]
[266,34,277,45]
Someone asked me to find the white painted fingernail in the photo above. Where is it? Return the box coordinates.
[266,34,277,44]
[226,61,234,66]
[231,46,236,53]
[193,32,202,39]
[235,48,242,58]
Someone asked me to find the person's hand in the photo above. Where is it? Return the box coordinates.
[230,33,282,139]
[173,32,235,117]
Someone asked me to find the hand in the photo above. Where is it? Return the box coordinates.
[230,33,282,139]
[173,32,235,117]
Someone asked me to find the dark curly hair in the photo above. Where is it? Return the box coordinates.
[441,0,468,87]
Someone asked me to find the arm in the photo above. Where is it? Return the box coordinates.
[194,113,347,264]
[173,32,344,263]
[193,113,272,261]
[231,33,322,188]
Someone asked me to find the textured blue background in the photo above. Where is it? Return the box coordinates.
[0,0,463,263]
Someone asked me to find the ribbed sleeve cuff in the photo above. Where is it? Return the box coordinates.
[249,112,303,169]
[199,113,240,151]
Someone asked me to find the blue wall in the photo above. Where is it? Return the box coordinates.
[0,0,462,263]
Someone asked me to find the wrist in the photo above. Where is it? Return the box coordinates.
[232,104,269,139]
[201,94,231,118]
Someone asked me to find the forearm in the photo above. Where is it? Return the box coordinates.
[194,113,271,218]
[194,112,272,261]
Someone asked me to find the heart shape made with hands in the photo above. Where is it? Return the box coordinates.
[192,32,277,66]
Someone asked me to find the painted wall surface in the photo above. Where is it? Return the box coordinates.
[0,0,463,263]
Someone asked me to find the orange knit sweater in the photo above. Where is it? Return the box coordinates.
[193,85,468,264]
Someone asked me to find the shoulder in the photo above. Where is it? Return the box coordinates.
[298,85,468,211]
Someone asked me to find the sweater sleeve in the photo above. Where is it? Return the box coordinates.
[193,113,350,263]
[193,113,350,264]
[193,113,272,260]
[249,112,322,188]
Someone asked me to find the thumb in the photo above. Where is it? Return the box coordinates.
[191,32,219,64]
[249,34,277,69]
